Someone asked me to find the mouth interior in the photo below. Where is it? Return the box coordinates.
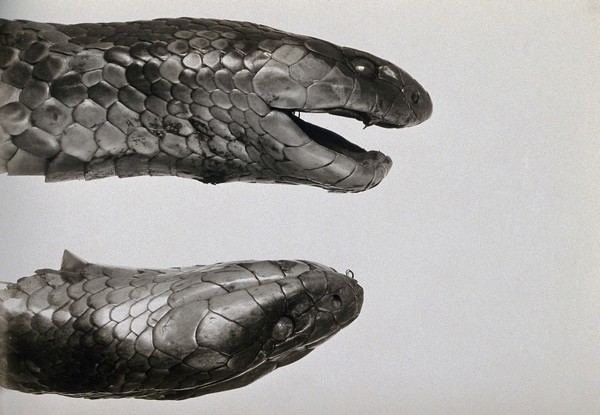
[285,111,370,157]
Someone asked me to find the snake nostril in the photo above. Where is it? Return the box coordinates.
[411,90,420,104]
[331,294,342,309]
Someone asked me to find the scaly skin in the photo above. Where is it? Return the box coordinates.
[0,251,363,399]
[0,17,432,192]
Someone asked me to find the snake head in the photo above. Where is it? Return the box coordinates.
[163,261,363,399]
[246,33,433,192]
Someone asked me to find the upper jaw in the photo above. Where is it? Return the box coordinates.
[327,107,414,128]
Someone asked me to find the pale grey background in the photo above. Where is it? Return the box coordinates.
[0,1,599,414]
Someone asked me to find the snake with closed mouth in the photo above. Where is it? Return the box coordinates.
[0,17,432,399]
[0,251,363,399]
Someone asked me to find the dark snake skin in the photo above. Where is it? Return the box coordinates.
[0,251,363,399]
[0,17,432,192]
[0,17,432,400]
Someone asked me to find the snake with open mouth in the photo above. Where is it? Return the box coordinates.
[0,17,431,192]
[0,17,432,399]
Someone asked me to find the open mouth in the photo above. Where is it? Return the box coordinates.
[281,109,394,165]
[246,70,435,192]
[256,107,395,192]
[285,111,370,157]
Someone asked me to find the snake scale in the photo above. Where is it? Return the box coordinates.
[0,17,432,399]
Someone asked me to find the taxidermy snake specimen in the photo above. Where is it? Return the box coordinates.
[0,18,432,399]
[0,251,362,399]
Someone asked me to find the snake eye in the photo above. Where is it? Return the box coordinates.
[272,317,295,341]
[353,58,376,78]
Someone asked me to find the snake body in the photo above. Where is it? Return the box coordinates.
[0,17,431,192]
[0,251,363,399]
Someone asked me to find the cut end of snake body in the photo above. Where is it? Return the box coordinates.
[0,18,432,192]
[0,251,363,399]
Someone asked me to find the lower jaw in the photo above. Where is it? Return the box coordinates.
[259,152,392,192]
[325,153,392,192]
